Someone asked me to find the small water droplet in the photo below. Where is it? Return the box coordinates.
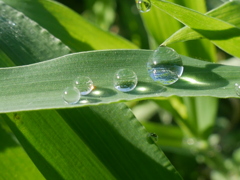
[113,69,138,92]
[235,83,240,96]
[62,87,81,104]
[147,46,184,85]
[136,0,151,13]
[147,133,158,143]
[74,76,94,95]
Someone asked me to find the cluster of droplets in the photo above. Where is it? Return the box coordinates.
[63,70,139,104]
[63,46,184,104]
[62,76,94,104]
[147,46,184,85]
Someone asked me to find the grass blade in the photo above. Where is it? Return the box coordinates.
[164,1,240,46]
[2,0,137,51]
[0,49,238,113]
[152,0,240,57]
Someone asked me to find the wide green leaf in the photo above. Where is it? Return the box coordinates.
[0,49,239,113]
[2,0,137,51]
[163,1,240,46]
[4,103,183,180]
[152,0,240,57]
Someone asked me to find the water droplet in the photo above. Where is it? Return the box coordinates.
[62,87,81,104]
[74,76,94,95]
[136,0,151,13]
[235,83,240,96]
[113,69,138,92]
[147,46,184,85]
[147,133,158,143]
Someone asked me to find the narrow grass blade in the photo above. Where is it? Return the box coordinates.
[2,0,137,51]
[164,1,240,46]
[152,0,240,57]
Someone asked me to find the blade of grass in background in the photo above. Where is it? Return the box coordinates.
[2,0,137,51]
[115,0,149,49]
[152,0,240,58]
[140,0,216,62]
[164,1,240,46]
[0,1,182,179]
[0,0,71,65]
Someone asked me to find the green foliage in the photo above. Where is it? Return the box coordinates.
[1,0,240,179]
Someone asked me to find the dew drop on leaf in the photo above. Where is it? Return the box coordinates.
[113,69,138,92]
[74,76,94,95]
[136,0,151,13]
[147,46,184,85]
[62,86,81,104]
[147,133,158,143]
[235,83,240,96]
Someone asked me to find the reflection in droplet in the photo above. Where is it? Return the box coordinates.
[147,46,184,85]
[136,0,152,13]
[147,133,158,144]
[74,76,94,95]
[113,69,138,92]
[235,83,240,96]
[62,87,81,104]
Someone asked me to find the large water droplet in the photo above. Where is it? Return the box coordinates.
[235,83,240,96]
[147,133,158,143]
[62,87,81,104]
[136,0,151,13]
[74,76,94,95]
[113,69,138,92]
[147,46,184,85]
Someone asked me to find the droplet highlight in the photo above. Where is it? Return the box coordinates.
[74,76,94,95]
[147,133,158,143]
[147,46,184,85]
[113,69,138,92]
[235,83,240,96]
[62,87,81,104]
[136,0,151,13]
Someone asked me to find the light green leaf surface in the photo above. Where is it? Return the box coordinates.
[152,0,240,57]
[0,1,182,179]
[164,1,240,46]
[2,0,137,51]
[0,49,239,113]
